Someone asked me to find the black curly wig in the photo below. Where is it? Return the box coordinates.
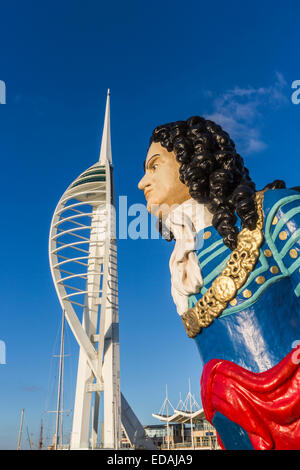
[149,116,286,250]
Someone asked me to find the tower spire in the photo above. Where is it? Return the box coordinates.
[99,89,112,164]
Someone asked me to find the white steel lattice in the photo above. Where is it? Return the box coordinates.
[49,158,121,449]
[49,91,155,450]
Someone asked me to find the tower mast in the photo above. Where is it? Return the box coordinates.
[69,89,121,449]
[49,90,155,450]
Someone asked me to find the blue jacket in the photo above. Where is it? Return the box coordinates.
[189,188,300,372]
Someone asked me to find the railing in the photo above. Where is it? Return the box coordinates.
[160,441,220,450]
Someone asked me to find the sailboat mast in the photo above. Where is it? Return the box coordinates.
[17,408,24,450]
[166,385,170,450]
[54,309,65,450]
[39,419,43,450]
[60,317,65,447]
[27,426,32,449]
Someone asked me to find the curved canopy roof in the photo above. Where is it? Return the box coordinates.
[152,408,206,424]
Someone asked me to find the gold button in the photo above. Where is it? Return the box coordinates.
[272,216,278,225]
[279,231,288,240]
[264,249,272,258]
[203,231,211,240]
[243,289,252,298]
[230,298,237,306]
[212,275,236,302]
[256,276,265,285]
[290,249,298,259]
[270,266,279,274]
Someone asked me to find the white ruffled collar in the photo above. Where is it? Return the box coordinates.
[164,198,213,316]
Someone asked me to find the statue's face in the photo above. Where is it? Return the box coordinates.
[138,142,190,217]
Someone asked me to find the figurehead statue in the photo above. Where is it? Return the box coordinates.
[138,116,300,450]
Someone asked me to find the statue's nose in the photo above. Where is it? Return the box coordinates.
[138,174,148,190]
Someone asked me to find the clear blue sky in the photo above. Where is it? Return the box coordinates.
[0,0,300,449]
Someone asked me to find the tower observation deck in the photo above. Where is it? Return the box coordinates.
[49,90,155,450]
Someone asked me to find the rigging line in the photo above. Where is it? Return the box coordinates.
[25,414,33,450]
[64,321,74,414]
[26,426,32,450]
[54,309,65,450]
[44,316,62,415]
[52,322,74,447]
